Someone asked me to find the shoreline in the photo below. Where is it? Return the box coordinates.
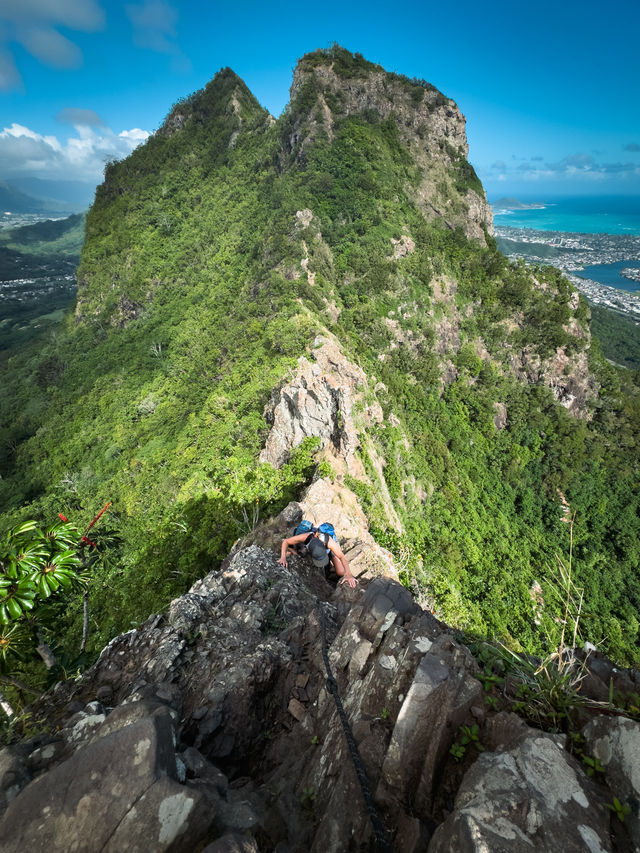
[495,225,640,320]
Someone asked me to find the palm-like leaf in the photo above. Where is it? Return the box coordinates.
[13,543,49,573]
[0,581,36,623]
[9,521,39,538]
[0,621,32,662]
[44,521,81,549]
[31,554,83,599]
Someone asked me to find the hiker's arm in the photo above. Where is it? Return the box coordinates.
[328,541,357,588]
[278,534,306,566]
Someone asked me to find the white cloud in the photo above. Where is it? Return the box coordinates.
[0,0,105,90]
[0,121,150,181]
[1,0,104,30]
[18,25,82,69]
[126,1,177,52]
[485,150,640,185]
[119,128,149,142]
[0,47,21,91]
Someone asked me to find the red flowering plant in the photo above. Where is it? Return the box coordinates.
[0,504,111,665]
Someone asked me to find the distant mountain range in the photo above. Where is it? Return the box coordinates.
[0,177,95,214]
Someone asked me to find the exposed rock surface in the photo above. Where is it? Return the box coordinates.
[509,341,597,419]
[287,53,493,243]
[2,514,637,851]
[583,716,640,848]
[235,480,397,581]
[260,335,383,478]
[430,729,612,852]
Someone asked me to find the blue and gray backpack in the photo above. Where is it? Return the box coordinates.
[292,520,337,561]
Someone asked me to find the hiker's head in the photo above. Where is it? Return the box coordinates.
[307,536,328,568]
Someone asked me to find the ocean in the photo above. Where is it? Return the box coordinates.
[576,260,640,292]
[491,195,640,235]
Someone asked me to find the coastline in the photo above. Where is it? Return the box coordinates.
[494,224,640,320]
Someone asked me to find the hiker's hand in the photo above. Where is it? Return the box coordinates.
[339,574,358,588]
[278,556,288,567]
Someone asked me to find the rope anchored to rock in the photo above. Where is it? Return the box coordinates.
[318,600,392,853]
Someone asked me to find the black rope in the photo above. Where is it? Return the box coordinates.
[318,600,392,853]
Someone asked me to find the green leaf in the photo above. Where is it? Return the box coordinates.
[6,598,23,620]
[11,521,39,537]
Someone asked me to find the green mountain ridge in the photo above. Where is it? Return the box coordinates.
[0,180,75,214]
[0,212,85,257]
[1,46,639,691]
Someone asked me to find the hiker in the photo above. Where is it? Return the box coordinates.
[278,523,358,588]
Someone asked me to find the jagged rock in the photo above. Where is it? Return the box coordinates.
[180,747,229,795]
[260,335,383,478]
[0,747,31,813]
[26,740,65,775]
[60,702,107,749]
[508,336,598,420]
[582,716,640,847]
[288,55,493,243]
[377,634,483,816]
[428,732,612,852]
[299,480,398,577]
[483,711,530,753]
[0,712,214,853]
[202,832,259,853]
[493,401,508,430]
[7,541,636,852]
[102,774,216,852]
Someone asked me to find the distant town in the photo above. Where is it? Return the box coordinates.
[495,226,640,320]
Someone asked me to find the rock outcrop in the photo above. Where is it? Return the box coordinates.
[287,49,493,243]
[260,335,383,479]
[2,514,638,851]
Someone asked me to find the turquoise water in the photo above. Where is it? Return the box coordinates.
[491,196,640,235]
[575,260,640,292]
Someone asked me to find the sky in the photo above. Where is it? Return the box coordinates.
[0,0,639,203]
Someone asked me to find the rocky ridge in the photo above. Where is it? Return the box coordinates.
[1,486,639,852]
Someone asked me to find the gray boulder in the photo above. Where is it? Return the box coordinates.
[0,713,213,852]
[583,716,640,847]
[428,732,611,852]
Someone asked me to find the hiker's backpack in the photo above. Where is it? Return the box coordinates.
[291,520,316,557]
[317,522,335,541]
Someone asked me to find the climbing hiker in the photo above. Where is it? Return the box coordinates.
[278,522,358,588]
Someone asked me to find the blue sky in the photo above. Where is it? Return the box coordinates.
[1,0,639,201]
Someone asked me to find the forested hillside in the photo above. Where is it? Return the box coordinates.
[1,47,639,696]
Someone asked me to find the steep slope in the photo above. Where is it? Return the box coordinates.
[284,49,493,242]
[2,521,638,851]
[0,45,638,680]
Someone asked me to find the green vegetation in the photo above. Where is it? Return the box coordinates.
[0,48,639,702]
[0,214,85,257]
[588,303,640,369]
[607,796,632,823]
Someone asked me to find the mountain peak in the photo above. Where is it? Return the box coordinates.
[158,67,267,138]
[285,45,492,241]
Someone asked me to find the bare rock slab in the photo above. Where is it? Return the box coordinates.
[583,716,640,847]
[0,714,212,853]
[428,732,611,852]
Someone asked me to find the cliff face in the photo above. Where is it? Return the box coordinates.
[286,48,493,243]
